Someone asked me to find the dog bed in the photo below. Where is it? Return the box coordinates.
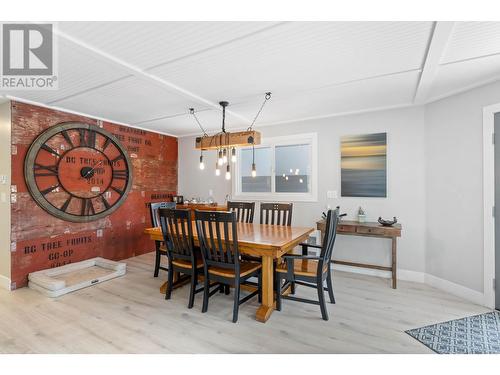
[28,257,126,297]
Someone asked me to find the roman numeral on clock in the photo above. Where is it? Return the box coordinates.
[112,170,128,180]
[61,130,74,148]
[81,198,95,216]
[60,196,72,212]
[40,184,59,195]
[41,144,60,157]
[34,163,58,177]
[79,129,97,148]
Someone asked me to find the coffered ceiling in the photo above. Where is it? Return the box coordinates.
[3,21,500,136]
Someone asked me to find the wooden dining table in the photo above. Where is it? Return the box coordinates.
[144,222,314,323]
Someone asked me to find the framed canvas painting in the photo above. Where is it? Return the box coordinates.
[341,132,387,197]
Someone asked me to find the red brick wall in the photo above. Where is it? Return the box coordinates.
[10,101,178,288]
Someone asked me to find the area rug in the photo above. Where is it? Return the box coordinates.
[405,311,500,354]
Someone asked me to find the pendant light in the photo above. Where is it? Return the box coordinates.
[217,149,223,166]
[222,148,228,164]
[191,93,271,180]
[231,147,237,163]
[199,150,205,170]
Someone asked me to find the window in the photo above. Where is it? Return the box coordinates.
[233,133,317,202]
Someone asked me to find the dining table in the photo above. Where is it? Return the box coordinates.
[144,222,314,323]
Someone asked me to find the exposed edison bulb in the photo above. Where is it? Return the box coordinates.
[215,162,220,176]
[231,147,237,163]
[222,148,228,164]
[218,149,223,166]
[199,155,205,170]
[225,164,231,180]
[251,163,257,178]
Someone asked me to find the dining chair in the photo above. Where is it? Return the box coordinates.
[150,202,176,277]
[195,210,262,323]
[227,201,255,223]
[275,208,339,320]
[260,202,293,226]
[158,208,204,308]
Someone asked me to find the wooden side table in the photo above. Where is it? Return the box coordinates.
[316,220,402,288]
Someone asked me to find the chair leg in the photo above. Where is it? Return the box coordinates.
[232,280,241,323]
[225,284,230,295]
[165,261,173,300]
[327,268,336,304]
[291,281,296,295]
[202,271,209,313]
[317,278,329,321]
[154,246,161,277]
[275,272,282,311]
[188,270,197,309]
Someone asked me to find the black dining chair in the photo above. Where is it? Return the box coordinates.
[195,210,262,323]
[275,209,339,320]
[158,208,204,308]
[150,202,176,277]
[260,202,293,226]
[227,201,255,223]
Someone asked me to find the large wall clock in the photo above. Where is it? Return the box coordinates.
[24,122,133,223]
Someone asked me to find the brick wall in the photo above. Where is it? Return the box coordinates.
[10,101,178,288]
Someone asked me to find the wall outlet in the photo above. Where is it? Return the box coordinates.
[96,229,103,238]
[327,190,338,199]
[0,175,6,184]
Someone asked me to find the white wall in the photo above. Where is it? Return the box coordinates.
[425,80,500,294]
[180,106,427,275]
[0,100,11,290]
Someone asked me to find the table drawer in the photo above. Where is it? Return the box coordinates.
[337,224,356,233]
[356,226,386,236]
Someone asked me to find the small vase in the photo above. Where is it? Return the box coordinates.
[358,214,366,223]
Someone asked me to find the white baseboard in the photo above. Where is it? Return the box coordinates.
[424,273,485,306]
[0,275,11,291]
[332,263,425,283]
[332,264,485,306]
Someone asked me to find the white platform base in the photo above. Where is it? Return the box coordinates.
[29,257,126,298]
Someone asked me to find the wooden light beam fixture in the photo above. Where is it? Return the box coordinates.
[192,93,271,179]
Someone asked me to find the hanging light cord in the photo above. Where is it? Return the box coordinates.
[247,92,271,131]
[189,108,208,137]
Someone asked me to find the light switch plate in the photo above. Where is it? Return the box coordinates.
[327,190,338,199]
[0,175,6,184]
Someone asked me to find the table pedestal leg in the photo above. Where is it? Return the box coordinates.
[256,255,274,323]
[160,271,183,294]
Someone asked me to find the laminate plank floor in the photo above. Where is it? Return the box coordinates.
[0,252,490,353]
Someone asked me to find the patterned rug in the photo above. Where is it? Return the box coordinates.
[405,311,500,354]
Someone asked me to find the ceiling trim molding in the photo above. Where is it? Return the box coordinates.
[52,28,252,124]
[5,95,178,138]
[424,73,500,105]
[413,21,456,104]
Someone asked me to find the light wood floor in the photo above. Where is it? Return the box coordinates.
[0,252,490,353]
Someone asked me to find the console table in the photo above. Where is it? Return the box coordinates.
[316,220,402,288]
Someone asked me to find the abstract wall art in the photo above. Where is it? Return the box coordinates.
[341,132,387,197]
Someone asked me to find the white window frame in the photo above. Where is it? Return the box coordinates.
[232,132,318,202]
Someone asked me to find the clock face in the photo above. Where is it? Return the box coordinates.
[24,122,133,222]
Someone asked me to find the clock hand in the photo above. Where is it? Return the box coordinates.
[81,160,104,179]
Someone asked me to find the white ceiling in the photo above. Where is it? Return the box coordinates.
[3,21,500,136]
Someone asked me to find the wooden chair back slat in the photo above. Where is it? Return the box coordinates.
[227,201,255,223]
[158,208,194,262]
[320,209,339,265]
[195,210,240,271]
[260,203,293,226]
[150,201,176,227]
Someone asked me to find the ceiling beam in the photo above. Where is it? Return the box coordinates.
[53,28,253,124]
[413,21,455,104]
